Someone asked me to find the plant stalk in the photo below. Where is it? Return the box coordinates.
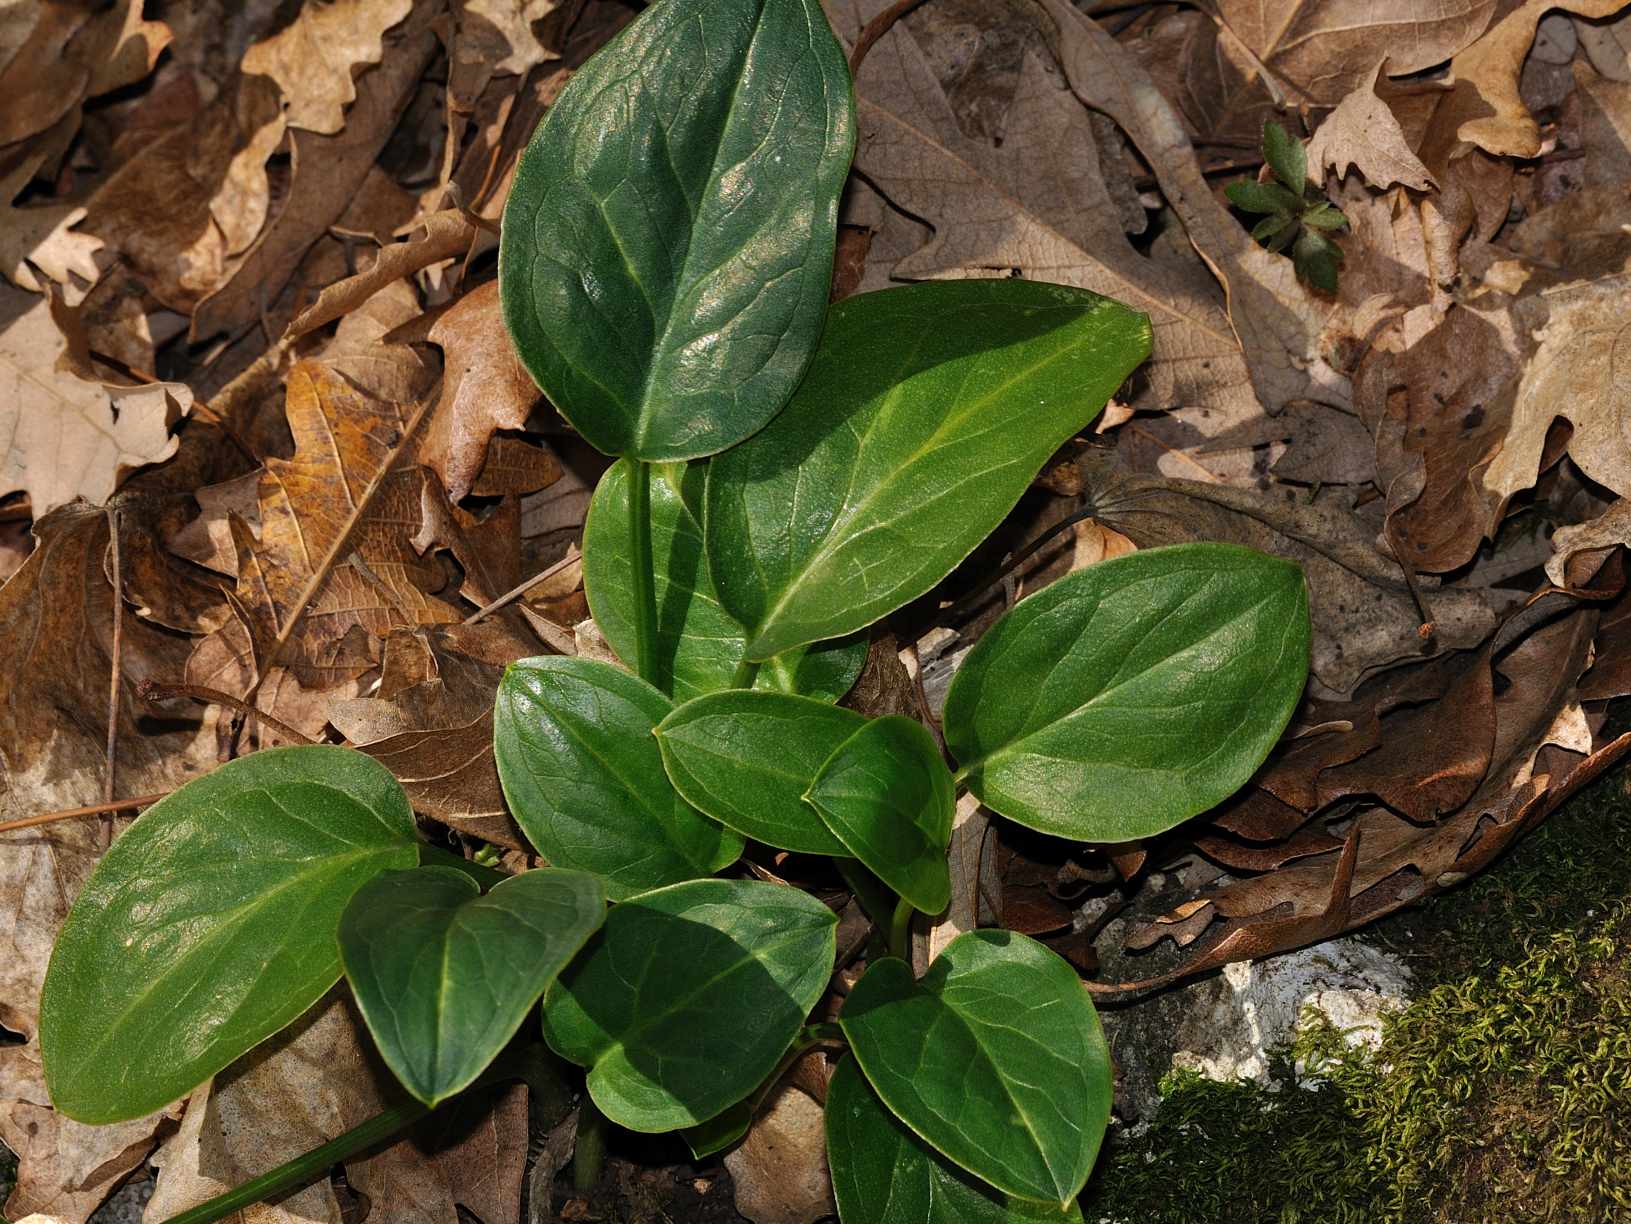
[730,657,761,689]
[888,895,915,962]
[628,459,661,687]
[573,1093,608,1193]
[159,1099,430,1224]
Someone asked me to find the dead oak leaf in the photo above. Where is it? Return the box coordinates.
[1307,64,1438,191]
[0,288,189,517]
[241,0,414,135]
[449,0,576,106]
[0,146,103,302]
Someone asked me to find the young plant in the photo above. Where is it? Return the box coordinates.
[1228,119,1348,291]
[36,1,1311,1221]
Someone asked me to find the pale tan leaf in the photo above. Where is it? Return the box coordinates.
[723,1085,834,1224]
[1577,7,1631,79]
[1306,65,1438,191]
[1546,491,1631,588]
[241,0,414,134]
[0,290,187,516]
[0,148,103,301]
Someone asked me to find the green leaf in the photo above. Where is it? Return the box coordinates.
[1224,179,1300,216]
[1262,119,1307,193]
[655,690,866,854]
[805,715,954,914]
[944,543,1309,843]
[704,279,1151,661]
[1300,202,1349,231]
[584,458,867,702]
[1250,213,1292,243]
[339,865,604,1106]
[826,1057,1086,1224]
[1293,230,1344,292]
[494,656,743,900]
[541,878,836,1130]
[682,1102,752,1159]
[497,0,855,460]
[839,931,1111,1206]
[40,746,419,1124]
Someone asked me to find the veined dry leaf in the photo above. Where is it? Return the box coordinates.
[1127,8,1278,148]
[191,1,441,341]
[0,288,189,517]
[1449,0,1630,158]
[1578,7,1631,79]
[850,21,1262,418]
[1576,61,1631,185]
[1199,0,1500,107]
[0,144,103,301]
[421,280,541,501]
[241,0,414,134]
[1307,64,1438,191]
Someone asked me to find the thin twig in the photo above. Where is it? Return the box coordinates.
[240,395,438,711]
[850,0,932,73]
[0,792,169,835]
[141,680,316,745]
[463,551,580,625]
[104,507,124,821]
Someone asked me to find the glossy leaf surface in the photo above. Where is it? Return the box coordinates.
[654,691,866,854]
[704,280,1151,659]
[498,0,854,459]
[806,715,953,914]
[40,747,419,1123]
[840,931,1111,1206]
[339,865,604,1106]
[495,657,743,899]
[826,1057,1086,1224]
[541,879,836,1130]
[944,543,1309,842]
[584,459,866,702]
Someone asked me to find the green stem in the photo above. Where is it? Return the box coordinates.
[628,459,660,687]
[573,1094,608,1193]
[888,895,915,962]
[729,657,761,690]
[418,842,508,889]
[160,1099,431,1224]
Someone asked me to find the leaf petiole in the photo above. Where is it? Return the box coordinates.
[628,459,660,688]
[729,656,761,690]
[888,894,915,962]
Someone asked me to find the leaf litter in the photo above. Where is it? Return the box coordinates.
[3,0,1631,1218]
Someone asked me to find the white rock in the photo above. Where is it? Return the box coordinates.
[1168,938,1410,1085]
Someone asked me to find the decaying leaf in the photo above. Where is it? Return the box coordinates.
[723,1083,835,1224]
[1306,65,1438,191]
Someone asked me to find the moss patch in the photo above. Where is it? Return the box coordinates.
[1082,768,1631,1223]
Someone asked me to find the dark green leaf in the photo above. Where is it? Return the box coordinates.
[498,0,855,459]
[339,866,604,1105]
[944,543,1309,843]
[806,716,953,914]
[1224,179,1300,216]
[704,279,1151,660]
[682,1102,751,1159]
[1293,231,1343,292]
[584,459,866,702]
[1267,225,1297,254]
[826,1057,1086,1224]
[1300,202,1349,231]
[1262,120,1307,194]
[655,690,866,854]
[1249,213,1293,243]
[541,878,836,1130]
[839,931,1111,1206]
[494,657,743,899]
[40,747,419,1123]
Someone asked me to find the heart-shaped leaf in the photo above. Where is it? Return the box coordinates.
[654,691,866,855]
[584,458,866,702]
[494,656,743,900]
[40,746,420,1123]
[498,0,855,459]
[943,543,1310,842]
[825,1057,1087,1224]
[806,715,953,914]
[339,865,605,1106]
[541,878,836,1130]
[839,931,1111,1206]
[704,279,1151,660]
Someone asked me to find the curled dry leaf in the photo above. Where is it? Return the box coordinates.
[1306,64,1438,191]
[0,143,104,301]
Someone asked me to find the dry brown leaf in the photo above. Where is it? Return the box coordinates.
[1200,0,1499,107]
[191,2,441,342]
[1307,65,1438,191]
[0,145,103,301]
[1547,492,1631,587]
[421,280,542,500]
[449,0,578,106]
[723,1084,834,1224]
[1451,0,1630,158]
[0,288,189,517]
[1578,7,1631,78]
[1127,8,1278,148]
[241,0,414,135]
[1576,61,1631,184]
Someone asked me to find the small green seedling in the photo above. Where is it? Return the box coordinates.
[37,2,1311,1221]
[1228,119,1348,291]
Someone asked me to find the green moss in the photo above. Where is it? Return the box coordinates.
[1082,769,1631,1223]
